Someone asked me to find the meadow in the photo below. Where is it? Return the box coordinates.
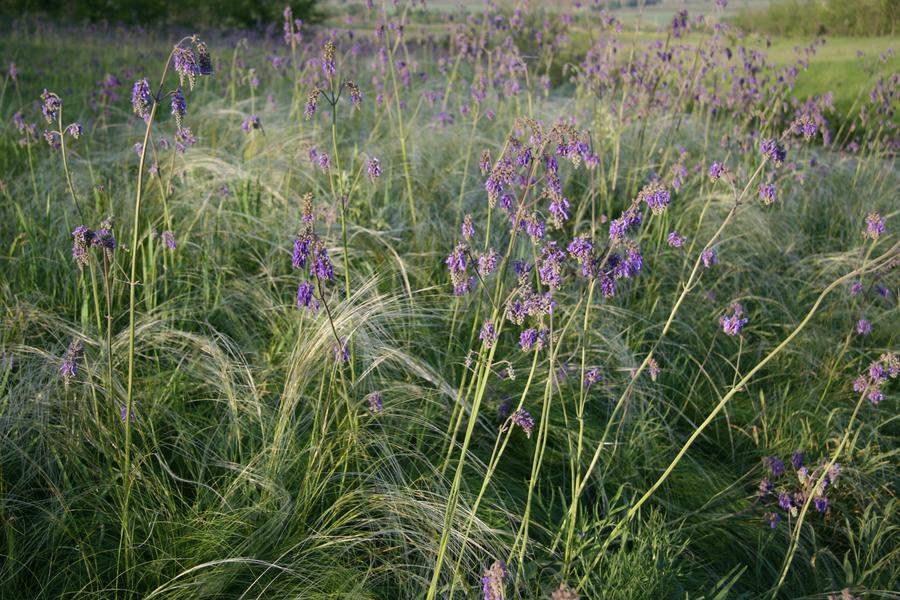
[0,1,897,598]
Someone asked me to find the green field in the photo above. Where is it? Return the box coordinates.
[0,3,897,599]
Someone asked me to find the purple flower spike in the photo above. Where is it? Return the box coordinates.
[856,319,872,335]
[40,90,61,123]
[479,320,497,348]
[764,456,785,477]
[366,157,381,181]
[296,281,319,313]
[511,408,534,438]
[667,231,687,248]
[708,161,727,182]
[171,89,187,131]
[863,212,885,240]
[161,231,176,250]
[720,303,748,336]
[482,560,507,600]
[131,78,152,120]
[758,183,777,205]
[72,226,95,266]
[583,367,601,391]
[367,392,383,413]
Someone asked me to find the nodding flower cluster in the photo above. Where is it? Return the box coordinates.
[366,157,381,181]
[366,391,383,413]
[291,192,334,313]
[71,223,117,266]
[510,408,534,438]
[132,37,211,128]
[863,212,885,240]
[719,302,748,336]
[852,353,898,405]
[758,451,840,528]
[40,89,61,123]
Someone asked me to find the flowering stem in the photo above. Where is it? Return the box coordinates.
[383,27,417,226]
[57,111,85,221]
[564,277,597,573]
[773,389,868,597]
[119,39,185,592]
[574,241,898,590]
[102,252,114,404]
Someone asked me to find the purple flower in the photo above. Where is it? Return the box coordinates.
[764,456,785,478]
[790,451,804,470]
[667,231,687,248]
[317,152,330,171]
[760,138,786,166]
[93,228,116,255]
[321,40,337,79]
[777,491,792,510]
[479,320,497,348]
[640,182,670,215]
[310,241,334,281]
[583,367,601,391]
[850,282,863,296]
[296,281,319,312]
[511,408,534,438]
[814,496,829,513]
[758,183,777,205]
[790,115,818,139]
[292,234,312,269]
[161,230,176,250]
[66,123,84,139]
[478,249,498,277]
[366,157,381,181]
[482,560,507,600]
[479,149,492,175]
[173,46,200,89]
[708,161,727,182]
[863,212,885,240]
[461,214,475,240]
[367,392,383,413]
[765,511,781,529]
[120,405,136,422]
[241,114,261,133]
[856,319,872,335]
[131,78,152,120]
[519,328,542,352]
[538,242,565,290]
[549,197,571,228]
[700,248,718,268]
[568,235,594,276]
[304,87,319,120]
[720,303,748,336]
[72,226,95,266]
[446,242,470,295]
[195,40,213,76]
[40,89,61,123]
[758,477,774,498]
[171,89,187,131]
[347,80,363,107]
[60,339,84,385]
